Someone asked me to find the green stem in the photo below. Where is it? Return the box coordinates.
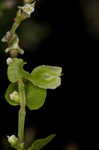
[18,79,26,145]
[10,10,23,37]
[10,21,20,36]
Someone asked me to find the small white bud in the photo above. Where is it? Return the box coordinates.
[5,48,9,53]
[7,135,18,146]
[6,57,13,65]
[10,91,20,103]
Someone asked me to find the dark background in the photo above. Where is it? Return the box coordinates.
[0,0,88,149]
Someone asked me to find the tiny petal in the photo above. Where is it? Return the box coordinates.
[5,48,10,53]
[6,58,13,65]
[1,31,11,42]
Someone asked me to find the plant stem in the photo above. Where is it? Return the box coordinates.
[18,79,26,145]
[10,19,20,36]
[10,10,23,38]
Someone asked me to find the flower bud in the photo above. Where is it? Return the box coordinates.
[4,33,24,55]
[10,91,20,103]
[6,58,13,65]
[7,135,18,146]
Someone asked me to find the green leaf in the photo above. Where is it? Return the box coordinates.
[30,65,62,89]
[27,134,56,150]
[22,70,32,81]
[5,83,19,106]
[7,58,26,83]
[24,80,47,110]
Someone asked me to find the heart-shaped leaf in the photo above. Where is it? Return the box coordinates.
[7,58,26,83]
[5,83,19,106]
[27,134,56,150]
[24,80,47,110]
[30,65,62,89]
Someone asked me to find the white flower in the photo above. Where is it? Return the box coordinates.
[7,135,18,146]
[6,57,13,65]
[18,3,35,17]
[10,91,20,103]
